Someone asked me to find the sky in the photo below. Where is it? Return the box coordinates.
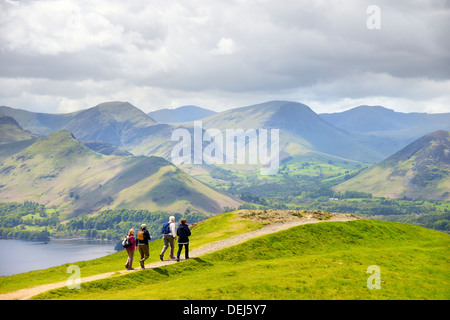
[0,0,449,114]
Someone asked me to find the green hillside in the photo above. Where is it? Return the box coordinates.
[0,102,193,161]
[0,113,39,144]
[24,216,450,300]
[0,210,264,295]
[334,130,450,201]
[167,101,375,197]
[0,105,79,135]
[0,130,242,218]
[64,101,159,149]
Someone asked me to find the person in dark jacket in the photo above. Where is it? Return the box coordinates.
[136,224,152,269]
[176,219,191,262]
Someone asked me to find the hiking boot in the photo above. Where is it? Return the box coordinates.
[176,258,180,262]
[159,254,163,261]
[140,260,145,269]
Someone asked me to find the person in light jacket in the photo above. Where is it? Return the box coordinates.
[125,229,136,270]
[176,219,191,262]
[160,216,176,261]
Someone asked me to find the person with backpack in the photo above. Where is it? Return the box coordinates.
[124,229,136,270]
[159,216,176,261]
[176,218,191,262]
[136,224,152,269]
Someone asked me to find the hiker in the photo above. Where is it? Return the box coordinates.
[160,216,177,261]
[176,218,191,262]
[125,229,136,270]
[136,224,152,269]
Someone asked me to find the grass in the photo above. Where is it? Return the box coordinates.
[0,211,263,294]
[195,153,366,194]
[187,211,262,248]
[31,219,450,300]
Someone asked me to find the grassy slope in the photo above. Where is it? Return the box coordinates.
[0,212,262,294]
[32,219,450,300]
[0,116,37,144]
[334,131,450,201]
[0,130,242,217]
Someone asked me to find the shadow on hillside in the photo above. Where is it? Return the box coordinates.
[192,257,207,264]
[153,267,169,277]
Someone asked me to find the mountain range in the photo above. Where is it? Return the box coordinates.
[3,101,448,164]
[200,100,385,163]
[0,102,188,160]
[1,100,449,302]
[1,100,449,217]
[320,105,450,136]
[0,130,242,218]
[320,105,450,158]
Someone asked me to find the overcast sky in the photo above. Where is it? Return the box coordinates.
[0,0,449,114]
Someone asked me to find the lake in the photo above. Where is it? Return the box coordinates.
[0,238,118,277]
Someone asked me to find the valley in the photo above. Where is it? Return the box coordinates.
[1,100,449,243]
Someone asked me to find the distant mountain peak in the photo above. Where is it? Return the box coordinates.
[425,129,450,140]
[94,101,139,110]
[148,105,216,123]
[90,101,152,120]
[234,100,312,112]
[382,130,450,166]
[335,130,450,200]
[319,104,450,140]
[0,113,40,144]
[35,130,82,147]
[0,112,22,129]
[272,100,316,113]
[350,105,396,113]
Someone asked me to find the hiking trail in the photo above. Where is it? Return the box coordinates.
[0,211,360,300]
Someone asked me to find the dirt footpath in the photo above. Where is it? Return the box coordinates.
[0,209,360,300]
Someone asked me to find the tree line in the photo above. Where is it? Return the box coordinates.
[0,202,207,242]
[59,209,207,241]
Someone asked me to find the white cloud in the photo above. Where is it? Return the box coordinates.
[211,38,236,55]
[0,0,449,114]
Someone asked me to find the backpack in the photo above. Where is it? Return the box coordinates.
[122,235,131,248]
[161,222,171,234]
[137,230,145,241]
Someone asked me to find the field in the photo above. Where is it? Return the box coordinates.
[0,211,262,294]
[2,214,445,300]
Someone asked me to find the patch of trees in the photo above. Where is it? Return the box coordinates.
[0,202,208,242]
[0,228,50,241]
[0,202,59,240]
[240,194,268,206]
[58,209,207,241]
